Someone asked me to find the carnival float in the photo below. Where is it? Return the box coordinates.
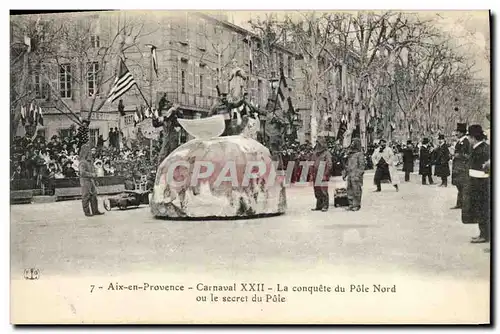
[149,114,287,219]
[150,61,287,219]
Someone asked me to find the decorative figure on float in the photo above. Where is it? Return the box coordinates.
[150,79,286,219]
[152,101,183,165]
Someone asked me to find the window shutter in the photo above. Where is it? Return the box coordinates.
[188,62,194,95]
[177,58,181,93]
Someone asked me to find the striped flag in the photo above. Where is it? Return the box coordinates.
[107,58,137,103]
[146,44,158,77]
[276,68,294,113]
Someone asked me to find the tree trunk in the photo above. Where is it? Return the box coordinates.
[310,97,318,145]
[11,50,29,141]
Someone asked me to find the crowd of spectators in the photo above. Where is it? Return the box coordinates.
[10,128,158,194]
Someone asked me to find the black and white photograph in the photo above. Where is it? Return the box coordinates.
[8,8,491,324]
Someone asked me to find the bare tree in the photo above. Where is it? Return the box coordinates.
[329,11,437,146]
[283,11,338,145]
[200,20,241,93]
[41,13,151,122]
[10,15,70,139]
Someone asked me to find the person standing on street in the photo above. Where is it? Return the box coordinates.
[79,144,104,217]
[462,125,490,244]
[402,140,415,182]
[310,135,332,212]
[419,138,434,185]
[371,139,399,192]
[343,138,365,211]
[433,134,451,187]
[451,123,471,209]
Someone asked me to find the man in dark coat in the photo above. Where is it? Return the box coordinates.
[451,123,471,209]
[419,138,434,185]
[433,134,451,187]
[310,136,332,212]
[462,125,490,244]
[343,138,365,211]
[402,140,415,182]
[79,144,104,217]
[152,102,183,165]
[108,128,115,149]
[208,93,246,136]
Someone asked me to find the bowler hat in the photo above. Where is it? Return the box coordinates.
[422,138,429,144]
[468,124,485,139]
[438,134,445,140]
[406,140,412,145]
[456,123,467,133]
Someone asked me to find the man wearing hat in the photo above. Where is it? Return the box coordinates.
[208,92,246,136]
[419,138,434,185]
[462,125,490,244]
[451,123,471,209]
[310,135,333,212]
[78,144,104,217]
[433,134,451,187]
[152,101,182,165]
[371,139,399,192]
[402,140,416,182]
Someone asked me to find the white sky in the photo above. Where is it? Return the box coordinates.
[225,10,490,82]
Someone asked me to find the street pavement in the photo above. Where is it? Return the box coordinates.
[10,171,490,280]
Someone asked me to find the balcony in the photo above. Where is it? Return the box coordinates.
[164,92,216,112]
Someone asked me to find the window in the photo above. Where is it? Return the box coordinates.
[87,62,99,97]
[32,65,48,99]
[59,64,72,98]
[181,70,186,94]
[89,128,99,147]
[288,55,294,78]
[258,79,263,105]
[199,74,203,96]
[90,35,100,48]
[197,19,206,50]
[279,53,284,70]
[59,128,72,139]
[36,129,46,139]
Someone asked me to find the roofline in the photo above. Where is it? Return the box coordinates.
[194,12,297,56]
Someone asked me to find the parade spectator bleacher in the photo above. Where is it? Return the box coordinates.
[53,176,127,201]
[10,131,159,204]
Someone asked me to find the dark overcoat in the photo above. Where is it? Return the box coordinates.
[79,160,97,195]
[433,144,451,177]
[452,137,471,186]
[402,147,415,172]
[419,146,432,176]
[462,142,490,224]
[153,111,182,165]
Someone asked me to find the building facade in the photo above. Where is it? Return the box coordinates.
[11,11,300,146]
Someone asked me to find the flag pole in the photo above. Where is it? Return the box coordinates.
[134,84,151,110]
[119,57,151,110]
[148,46,154,162]
[149,47,153,107]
